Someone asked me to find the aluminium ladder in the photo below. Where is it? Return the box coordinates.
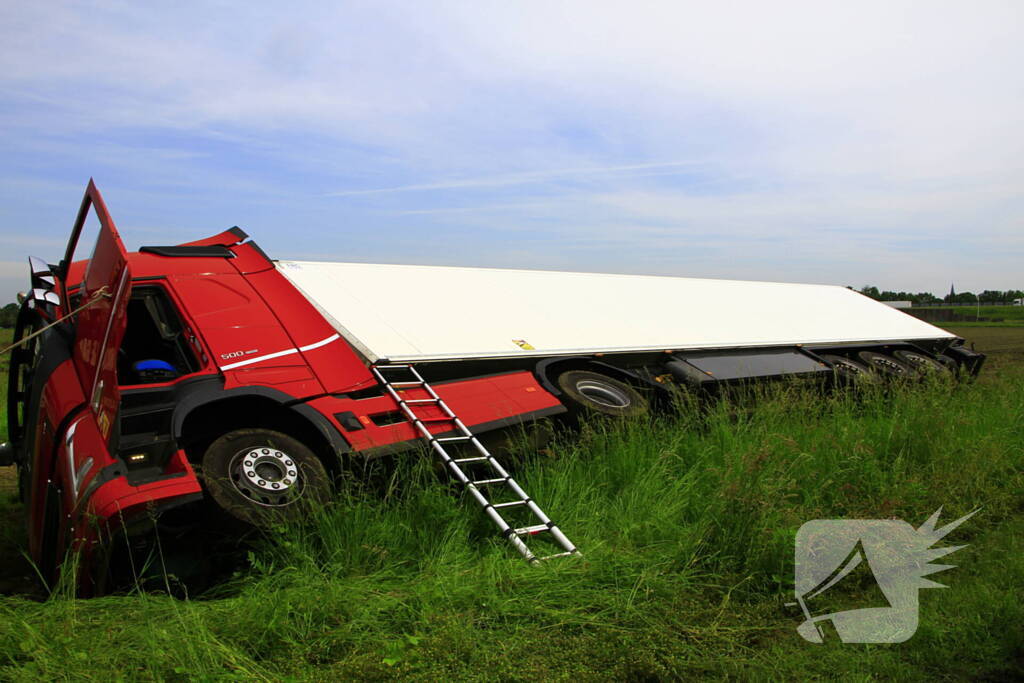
[371,363,580,564]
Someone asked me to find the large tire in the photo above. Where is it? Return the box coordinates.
[856,351,914,379]
[555,370,648,418]
[6,302,44,449]
[819,354,875,383]
[200,429,331,527]
[892,350,950,377]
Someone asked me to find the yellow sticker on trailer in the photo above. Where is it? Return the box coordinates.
[513,339,535,350]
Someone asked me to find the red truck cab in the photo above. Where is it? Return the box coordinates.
[4,182,566,593]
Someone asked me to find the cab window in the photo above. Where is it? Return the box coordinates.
[118,285,199,385]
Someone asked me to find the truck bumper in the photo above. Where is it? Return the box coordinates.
[71,454,204,595]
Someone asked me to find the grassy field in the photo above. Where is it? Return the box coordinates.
[0,326,1021,679]
[946,306,1024,324]
[944,326,1024,380]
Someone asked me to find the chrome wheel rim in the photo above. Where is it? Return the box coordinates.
[229,447,303,507]
[575,380,631,409]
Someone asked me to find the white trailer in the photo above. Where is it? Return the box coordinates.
[277,261,954,364]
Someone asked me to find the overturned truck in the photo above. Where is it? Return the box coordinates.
[1,182,983,593]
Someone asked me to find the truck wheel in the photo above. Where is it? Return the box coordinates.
[892,350,950,376]
[856,351,913,379]
[6,302,44,448]
[201,429,330,527]
[556,370,648,418]
[819,354,874,382]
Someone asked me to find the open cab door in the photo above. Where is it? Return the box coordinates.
[61,180,133,442]
[21,180,134,584]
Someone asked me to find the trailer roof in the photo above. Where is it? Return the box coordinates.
[276,260,954,363]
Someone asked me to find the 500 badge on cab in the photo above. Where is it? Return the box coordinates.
[220,349,258,360]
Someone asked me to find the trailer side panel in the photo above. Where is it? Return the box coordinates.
[276,261,955,362]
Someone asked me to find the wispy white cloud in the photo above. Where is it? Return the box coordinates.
[0,1,1021,300]
[324,161,702,196]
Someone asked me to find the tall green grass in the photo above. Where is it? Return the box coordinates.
[0,370,1022,679]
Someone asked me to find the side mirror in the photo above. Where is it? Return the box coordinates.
[30,288,60,306]
[29,256,56,289]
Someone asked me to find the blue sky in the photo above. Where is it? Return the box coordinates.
[1,1,1022,302]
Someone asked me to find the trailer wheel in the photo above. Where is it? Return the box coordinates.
[819,354,874,382]
[201,429,330,527]
[556,370,648,418]
[856,351,914,379]
[892,350,950,376]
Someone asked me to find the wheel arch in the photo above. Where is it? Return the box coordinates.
[534,356,667,398]
[172,387,349,477]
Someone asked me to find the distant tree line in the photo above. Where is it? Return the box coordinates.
[856,286,1024,305]
[1,302,18,328]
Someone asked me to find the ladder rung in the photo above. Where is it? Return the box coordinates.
[374,362,577,563]
[539,551,578,561]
